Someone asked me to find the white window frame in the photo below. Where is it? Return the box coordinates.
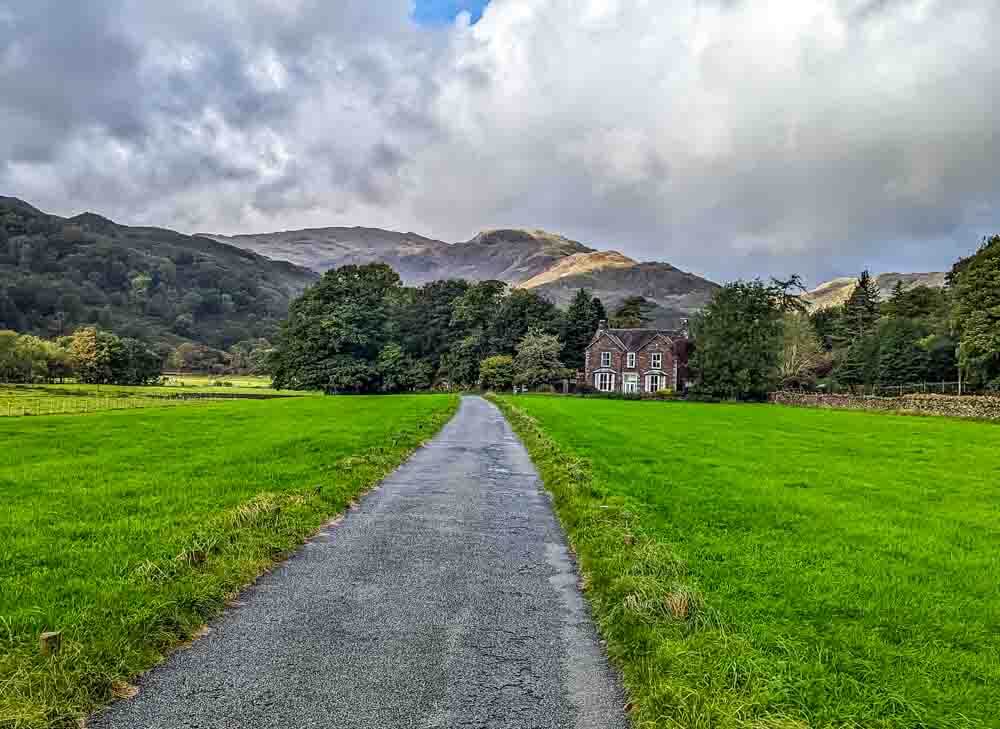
[623,373,639,393]
[626,352,636,369]
[600,351,612,368]
[646,373,663,393]
[651,352,663,370]
[595,372,615,392]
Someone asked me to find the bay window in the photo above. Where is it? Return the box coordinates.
[596,372,615,392]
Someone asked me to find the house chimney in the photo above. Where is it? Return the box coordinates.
[680,318,690,339]
[598,319,607,332]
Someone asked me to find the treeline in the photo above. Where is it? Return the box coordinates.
[0,327,161,385]
[0,328,277,384]
[271,264,616,392]
[809,272,956,389]
[691,235,1000,399]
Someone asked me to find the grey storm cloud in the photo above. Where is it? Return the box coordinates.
[0,0,998,283]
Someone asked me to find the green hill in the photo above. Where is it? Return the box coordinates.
[0,197,318,349]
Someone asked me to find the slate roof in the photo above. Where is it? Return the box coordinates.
[594,328,685,351]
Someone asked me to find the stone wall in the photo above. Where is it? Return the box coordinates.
[770,391,1000,420]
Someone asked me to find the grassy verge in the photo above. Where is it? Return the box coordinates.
[1,395,457,728]
[491,396,1000,729]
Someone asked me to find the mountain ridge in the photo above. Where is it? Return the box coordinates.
[209,226,718,327]
[803,272,948,310]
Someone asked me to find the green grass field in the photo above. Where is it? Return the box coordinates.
[494,396,1000,729]
[0,376,314,418]
[0,395,457,728]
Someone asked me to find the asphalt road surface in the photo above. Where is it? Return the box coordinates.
[91,396,629,729]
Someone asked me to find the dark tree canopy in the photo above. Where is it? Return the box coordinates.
[489,288,561,355]
[611,296,655,328]
[271,264,402,392]
[395,279,470,375]
[877,318,930,386]
[951,236,1000,388]
[796,269,961,391]
[839,270,881,345]
[690,279,790,401]
[560,289,605,371]
[271,267,597,392]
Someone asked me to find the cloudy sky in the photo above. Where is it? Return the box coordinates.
[1,0,997,284]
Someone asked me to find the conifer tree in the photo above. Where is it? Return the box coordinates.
[560,289,602,371]
[591,297,607,325]
[839,270,881,344]
[877,318,929,386]
[611,296,655,328]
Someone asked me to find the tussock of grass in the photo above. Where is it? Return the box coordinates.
[0,395,457,729]
[492,397,999,729]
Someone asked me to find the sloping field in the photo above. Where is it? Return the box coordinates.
[495,396,1000,729]
[1,395,457,728]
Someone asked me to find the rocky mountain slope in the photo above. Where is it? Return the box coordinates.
[207,228,593,287]
[207,227,451,286]
[0,197,317,348]
[211,227,718,327]
[517,250,637,289]
[526,261,718,326]
[803,272,947,310]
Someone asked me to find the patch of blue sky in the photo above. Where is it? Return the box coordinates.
[411,0,490,26]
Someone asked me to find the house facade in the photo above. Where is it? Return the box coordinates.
[584,321,691,394]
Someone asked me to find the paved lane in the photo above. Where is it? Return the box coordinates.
[91,396,629,729]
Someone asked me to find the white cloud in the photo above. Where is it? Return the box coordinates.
[0,0,997,281]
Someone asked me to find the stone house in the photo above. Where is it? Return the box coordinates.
[583,320,691,394]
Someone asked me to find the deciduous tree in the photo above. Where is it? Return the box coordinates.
[514,328,568,389]
[479,355,515,391]
[271,263,401,391]
[779,312,826,388]
[951,235,1000,388]
[690,279,797,400]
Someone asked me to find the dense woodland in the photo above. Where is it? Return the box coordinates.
[692,235,1000,400]
[0,197,315,363]
[270,264,615,392]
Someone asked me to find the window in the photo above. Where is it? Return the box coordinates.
[626,352,636,369]
[600,351,612,368]
[596,372,615,392]
[647,374,663,393]
[651,352,663,370]
[623,374,639,393]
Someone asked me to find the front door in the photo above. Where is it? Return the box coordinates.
[623,374,639,393]
[646,374,663,393]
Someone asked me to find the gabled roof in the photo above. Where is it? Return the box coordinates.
[589,328,685,351]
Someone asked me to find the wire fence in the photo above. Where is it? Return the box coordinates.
[0,395,210,418]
